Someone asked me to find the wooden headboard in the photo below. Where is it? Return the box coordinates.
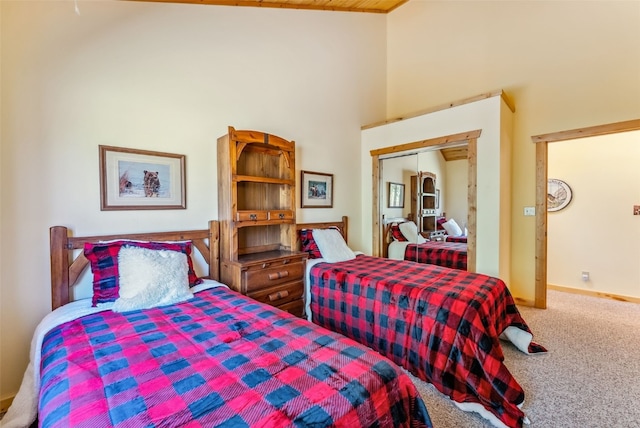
[49,221,220,310]
[295,216,349,247]
[382,216,410,258]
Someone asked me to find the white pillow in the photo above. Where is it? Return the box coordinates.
[398,221,427,244]
[442,218,463,237]
[312,228,356,263]
[113,246,193,312]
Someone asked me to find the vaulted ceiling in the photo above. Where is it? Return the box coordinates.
[128,0,408,14]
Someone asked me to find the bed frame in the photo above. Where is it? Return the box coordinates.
[295,216,349,245]
[49,221,220,310]
[50,216,348,311]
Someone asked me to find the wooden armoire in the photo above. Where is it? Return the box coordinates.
[217,126,307,317]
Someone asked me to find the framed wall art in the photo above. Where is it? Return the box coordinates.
[99,145,186,211]
[301,170,333,208]
[388,182,405,208]
[547,178,572,212]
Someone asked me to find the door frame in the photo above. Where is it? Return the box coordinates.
[531,118,640,308]
[371,130,481,273]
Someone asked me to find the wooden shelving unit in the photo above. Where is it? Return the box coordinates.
[411,171,438,238]
[217,126,306,316]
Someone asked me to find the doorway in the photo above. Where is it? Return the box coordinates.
[532,118,640,308]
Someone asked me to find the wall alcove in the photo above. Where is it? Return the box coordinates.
[361,91,514,282]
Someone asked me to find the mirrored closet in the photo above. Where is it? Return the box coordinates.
[362,91,514,281]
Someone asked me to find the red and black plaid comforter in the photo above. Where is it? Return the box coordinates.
[39,286,432,428]
[445,235,467,243]
[404,241,467,270]
[309,255,546,428]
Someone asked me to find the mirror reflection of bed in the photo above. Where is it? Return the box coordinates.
[379,145,470,269]
[383,217,468,270]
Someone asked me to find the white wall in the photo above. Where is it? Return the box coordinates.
[0,0,386,401]
[548,131,640,297]
[361,95,513,279]
[385,0,640,300]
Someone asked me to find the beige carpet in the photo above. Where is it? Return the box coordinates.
[411,289,640,427]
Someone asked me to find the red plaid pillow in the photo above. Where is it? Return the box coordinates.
[390,224,408,241]
[299,229,322,259]
[84,240,202,306]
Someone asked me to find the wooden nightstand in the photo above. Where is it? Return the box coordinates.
[221,251,307,317]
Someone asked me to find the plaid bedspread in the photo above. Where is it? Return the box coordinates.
[309,255,546,428]
[39,287,432,428]
[404,241,467,270]
[444,236,467,243]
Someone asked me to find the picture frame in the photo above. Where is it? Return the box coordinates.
[547,178,572,212]
[301,170,333,208]
[99,145,186,211]
[388,182,405,208]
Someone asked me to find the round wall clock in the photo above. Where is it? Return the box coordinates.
[547,179,572,212]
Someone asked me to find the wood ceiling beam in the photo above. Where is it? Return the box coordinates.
[123,0,407,13]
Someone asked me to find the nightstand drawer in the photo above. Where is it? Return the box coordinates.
[243,260,305,292]
[236,211,269,222]
[247,280,304,307]
[268,210,294,221]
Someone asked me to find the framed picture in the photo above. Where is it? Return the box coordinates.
[99,145,186,211]
[301,170,333,208]
[388,182,405,208]
[547,178,572,212]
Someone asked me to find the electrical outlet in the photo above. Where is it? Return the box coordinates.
[524,207,535,216]
[581,271,590,281]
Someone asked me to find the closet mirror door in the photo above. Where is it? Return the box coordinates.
[372,132,476,271]
[419,146,470,243]
[418,145,470,270]
[381,153,420,261]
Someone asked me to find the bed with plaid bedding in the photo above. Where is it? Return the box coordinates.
[38,286,432,428]
[404,241,467,270]
[308,255,546,428]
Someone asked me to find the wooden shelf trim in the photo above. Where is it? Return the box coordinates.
[234,175,295,185]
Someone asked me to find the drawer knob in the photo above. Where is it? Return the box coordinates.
[268,290,289,302]
[250,214,257,220]
[279,213,285,219]
[268,271,289,280]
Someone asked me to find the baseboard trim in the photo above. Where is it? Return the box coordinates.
[548,284,640,304]
[1,395,14,413]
